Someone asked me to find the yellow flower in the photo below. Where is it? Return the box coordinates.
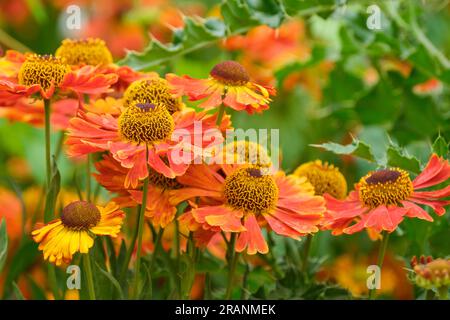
[32,201,124,266]
[55,38,113,66]
[294,160,347,199]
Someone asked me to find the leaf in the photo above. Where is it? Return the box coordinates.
[4,239,38,291]
[118,0,336,71]
[118,17,226,71]
[0,219,7,274]
[12,282,25,300]
[310,139,376,163]
[44,156,60,223]
[386,145,422,174]
[95,262,124,300]
[139,262,153,300]
[432,135,449,158]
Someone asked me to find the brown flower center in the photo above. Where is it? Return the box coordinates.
[61,201,101,230]
[358,168,413,208]
[210,61,250,86]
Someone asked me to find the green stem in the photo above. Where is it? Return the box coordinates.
[44,99,52,191]
[225,233,239,299]
[216,104,226,127]
[301,234,313,275]
[83,253,96,300]
[369,232,390,300]
[119,207,140,283]
[132,148,150,299]
[149,227,164,271]
[47,264,60,300]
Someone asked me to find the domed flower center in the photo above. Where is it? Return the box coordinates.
[148,166,181,190]
[118,101,174,144]
[224,167,278,214]
[123,78,183,114]
[18,54,70,91]
[358,168,413,208]
[210,61,250,86]
[224,141,272,167]
[294,160,347,199]
[55,38,113,66]
[61,201,101,230]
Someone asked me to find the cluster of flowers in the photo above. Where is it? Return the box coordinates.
[0,38,449,293]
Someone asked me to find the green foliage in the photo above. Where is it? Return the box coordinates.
[0,219,7,274]
[311,139,376,163]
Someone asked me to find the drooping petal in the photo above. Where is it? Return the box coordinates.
[235,213,269,255]
[412,154,450,189]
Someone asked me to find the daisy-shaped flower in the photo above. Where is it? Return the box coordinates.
[94,154,181,227]
[32,201,125,266]
[323,154,450,235]
[55,38,154,92]
[166,60,276,114]
[172,164,325,255]
[66,96,230,188]
[0,52,118,100]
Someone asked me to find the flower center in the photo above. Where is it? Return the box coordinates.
[224,140,272,167]
[61,201,101,230]
[210,61,250,86]
[123,78,183,114]
[118,101,174,144]
[224,167,278,214]
[18,54,70,91]
[294,160,347,199]
[148,166,181,190]
[55,38,113,66]
[358,168,413,208]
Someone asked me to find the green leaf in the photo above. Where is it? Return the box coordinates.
[12,282,25,300]
[4,239,38,292]
[118,17,226,71]
[0,219,7,274]
[310,139,376,163]
[118,0,337,71]
[95,262,124,300]
[138,262,153,300]
[44,156,60,223]
[386,145,422,174]
[432,135,449,158]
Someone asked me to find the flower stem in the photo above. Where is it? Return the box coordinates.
[83,253,96,300]
[132,147,150,299]
[301,234,313,275]
[44,99,52,192]
[216,104,226,127]
[369,232,390,300]
[225,233,239,299]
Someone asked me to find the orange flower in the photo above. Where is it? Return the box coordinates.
[413,78,443,96]
[0,51,118,101]
[323,154,450,236]
[172,164,325,255]
[94,154,181,227]
[166,60,276,114]
[66,96,230,188]
[0,98,79,130]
